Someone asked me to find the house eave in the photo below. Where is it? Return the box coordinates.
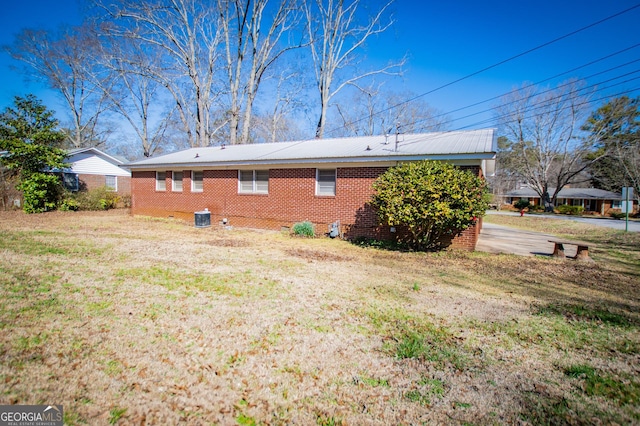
[125,153,495,171]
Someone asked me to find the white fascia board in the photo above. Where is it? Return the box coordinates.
[127,153,492,171]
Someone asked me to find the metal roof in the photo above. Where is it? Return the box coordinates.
[507,187,622,200]
[125,129,497,170]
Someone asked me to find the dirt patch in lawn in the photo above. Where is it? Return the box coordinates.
[1,210,638,425]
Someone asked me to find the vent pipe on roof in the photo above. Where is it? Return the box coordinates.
[395,122,403,152]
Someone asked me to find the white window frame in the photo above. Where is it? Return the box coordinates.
[172,171,183,192]
[156,171,166,191]
[316,169,336,196]
[105,175,117,192]
[191,171,203,192]
[238,170,269,194]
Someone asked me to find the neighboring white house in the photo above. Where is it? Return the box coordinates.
[63,148,131,195]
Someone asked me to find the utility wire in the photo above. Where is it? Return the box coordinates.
[394,84,640,149]
[416,68,640,130]
[411,46,640,127]
[456,87,640,131]
[324,3,640,137]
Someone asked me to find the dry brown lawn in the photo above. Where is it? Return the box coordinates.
[0,210,639,425]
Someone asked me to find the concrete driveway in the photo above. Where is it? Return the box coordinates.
[485,210,640,232]
[475,222,580,257]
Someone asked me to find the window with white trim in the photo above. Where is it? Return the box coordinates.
[238,170,269,194]
[191,171,203,192]
[105,175,117,192]
[316,169,336,196]
[156,171,166,191]
[172,171,183,192]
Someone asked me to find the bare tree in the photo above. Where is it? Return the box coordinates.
[219,0,301,144]
[93,34,175,157]
[335,83,448,137]
[100,0,225,147]
[496,80,599,211]
[583,96,640,202]
[7,24,111,149]
[304,0,403,139]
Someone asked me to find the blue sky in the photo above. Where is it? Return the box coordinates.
[1,0,639,132]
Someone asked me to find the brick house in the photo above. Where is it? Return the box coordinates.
[125,129,497,250]
[506,187,638,215]
[64,147,131,196]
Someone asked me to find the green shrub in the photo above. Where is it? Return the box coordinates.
[73,186,120,211]
[59,196,80,211]
[513,199,531,211]
[529,204,545,212]
[292,221,315,237]
[610,212,626,219]
[371,160,489,251]
[17,173,62,213]
[556,205,584,215]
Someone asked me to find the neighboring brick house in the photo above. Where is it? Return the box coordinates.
[64,148,131,196]
[506,187,639,215]
[125,129,497,250]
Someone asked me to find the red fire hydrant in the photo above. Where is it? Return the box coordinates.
[520,209,525,217]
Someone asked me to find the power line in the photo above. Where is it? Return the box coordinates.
[324,3,640,137]
[459,87,640,133]
[394,83,640,150]
[412,45,640,127]
[418,67,640,131]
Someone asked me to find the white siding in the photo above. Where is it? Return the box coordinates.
[68,153,131,177]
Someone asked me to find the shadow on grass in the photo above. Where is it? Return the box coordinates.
[536,302,638,328]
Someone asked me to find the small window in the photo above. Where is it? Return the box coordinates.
[62,173,79,192]
[238,170,269,194]
[156,171,166,191]
[192,171,203,192]
[105,175,117,192]
[316,169,336,196]
[172,171,183,192]
[612,200,622,209]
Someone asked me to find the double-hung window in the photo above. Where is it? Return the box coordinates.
[191,171,203,192]
[238,170,269,194]
[172,171,183,192]
[105,175,117,192]
[316,169,336,196]
[156,171,166,191]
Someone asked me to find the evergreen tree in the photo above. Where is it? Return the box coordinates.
[0,95,68,213]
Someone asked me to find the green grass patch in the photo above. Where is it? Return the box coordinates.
[405,377,445,406]
[362,306,468,370]
[316,415,342,426]
[476,312,640,355]
[116,266,276,297]
[14,332,49,352]
[0,230,105,257]
[564,364,640,406]
[359,376,390,388]
[108,407,127,425]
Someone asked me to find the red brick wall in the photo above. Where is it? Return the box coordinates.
[131,165,483,250]
[78,174,131,195]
